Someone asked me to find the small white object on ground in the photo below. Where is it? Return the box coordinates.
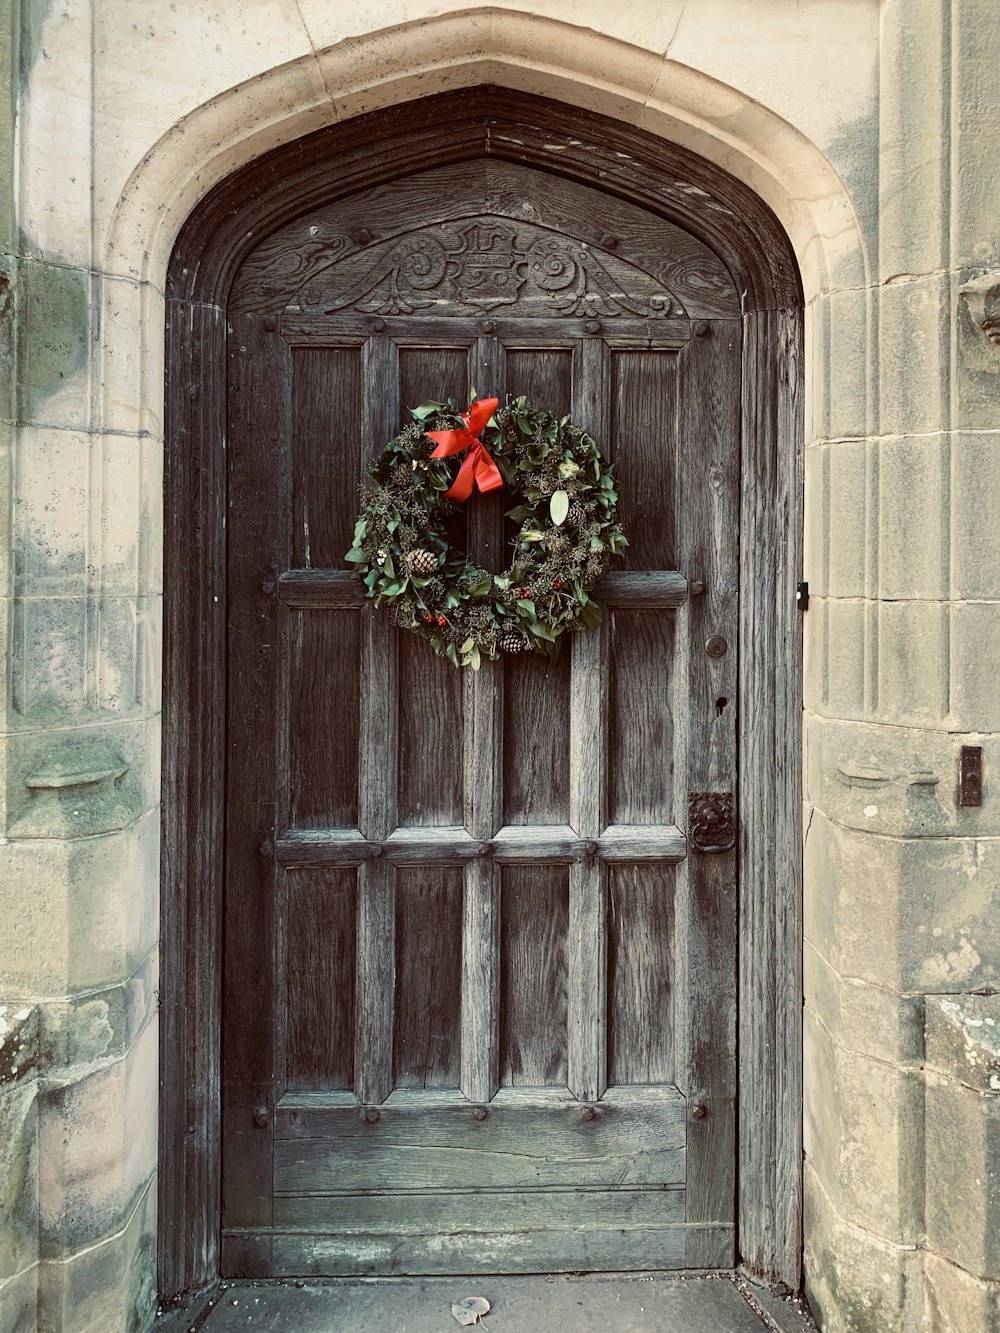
[451,1295,491,1326]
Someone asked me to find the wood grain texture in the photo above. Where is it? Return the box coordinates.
[291,346,363,567]
[739,309,804,1286]
[222,310,290,1235]
[166,89,804,1297]
[608,865,675,1086]
[393,867,463,1089]
[398,639,463,826]
[501,866,569,1088]
[611,350,678,569]
[609,609,675,825]
[274,1088,686,1192]
[286,870,357,1091]
[675,320,740,1254]
[289,611,359,829]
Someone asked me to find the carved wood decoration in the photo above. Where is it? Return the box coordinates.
[161,87,803,1302]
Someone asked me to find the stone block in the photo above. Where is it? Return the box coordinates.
[804,1007,923,1242]
[15,259,91,430]
[0,809,159,996]
[37,1019,156,1257]
[806,713,1000,837]
[819,286,873,442]
[9,594,88,719]
[16,0,93,269]
[36,1172,156,1333]
[952,601,1000,732]
[953,432,1000,600]
[954,0,1000,271]
[877,434,947,601]
[139,439,163,598]
[924,1250,1000,1333]
[877,599,948,726]
[804,807,1000,994]
[0,1263,38,1333]
[0,1078,37,1284]
[878,273,950,437]
[877,0,949,281]
[827,439,871,598]
[925,1068,1000,1278]
[13,426,89,598]
[37,948,158,1077]
[805,943,923,1067]
[806,596,868,719]
[804,1161,923,1333]
[926,994,1000,1093]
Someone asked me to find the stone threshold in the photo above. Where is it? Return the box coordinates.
[156,1272,817,1332]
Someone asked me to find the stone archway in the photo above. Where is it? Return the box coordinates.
[157,85,805,1299]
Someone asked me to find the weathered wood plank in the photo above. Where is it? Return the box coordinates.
[393,866,463,1089]
[277,567,688,610]
[609,609,675,825]
[280,313,691,348]
[598,824,686,863]
[222,309,290,1235]
[273,1188,685,1229]
[676,319,741,1252]
[500,866,569,1088]
[291,346,363,568]
[608,864,676,1086]
[739,308,804,1286]
[274,1089,686,1193]
[354,336,401,1107]
[263,1224,701,1276]
[285,869,357,1091]
[611,349,679,569]
[288,610,360,828]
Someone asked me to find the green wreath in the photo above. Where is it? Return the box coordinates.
[345,395,627,667]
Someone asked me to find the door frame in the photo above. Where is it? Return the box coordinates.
[159,86,803,1299]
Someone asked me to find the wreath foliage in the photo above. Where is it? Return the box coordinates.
[345,396,627,667]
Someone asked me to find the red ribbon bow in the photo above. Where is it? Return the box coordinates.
[426,397,503,502]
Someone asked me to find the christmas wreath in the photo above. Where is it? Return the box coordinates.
[345,395,627,667]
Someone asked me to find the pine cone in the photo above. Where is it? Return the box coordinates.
[499,631,527,654]
[405,548,438,576]
[567,501,587,527]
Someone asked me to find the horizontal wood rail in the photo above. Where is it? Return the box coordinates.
[278,567,688,609]
[273,822,686,866]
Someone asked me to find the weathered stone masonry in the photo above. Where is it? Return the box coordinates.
[0,3,998,1331]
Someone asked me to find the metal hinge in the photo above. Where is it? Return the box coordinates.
[797,581,809,612]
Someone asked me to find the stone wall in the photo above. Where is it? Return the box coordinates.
[0,3,996,1331]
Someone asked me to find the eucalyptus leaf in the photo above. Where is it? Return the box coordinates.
[411,400,445,421]
[550,489,570,526]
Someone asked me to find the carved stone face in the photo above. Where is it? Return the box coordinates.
[960,270,1000,346]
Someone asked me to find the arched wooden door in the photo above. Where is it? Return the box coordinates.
[221,157,742,1276]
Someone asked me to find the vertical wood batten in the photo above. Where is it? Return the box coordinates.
[460,338,505,1104]
[568,340,610,1102]
[677,320,741,1264]
[356,336,400,1105]
[739,309,804,1286]
[160,298,227,1295]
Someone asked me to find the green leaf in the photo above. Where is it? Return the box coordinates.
[353,518,368,542]
[460,638,475,655]
[505,504,535,525]
[344,546,366,562]
[549,489,570,526]
[381,580,404,596]
[387,517,400,534]
[558,459,581,479]
[521,530,544,543]
[469,644,481,671]
[577,599,604,631]
[467,574,492,598]
[516,599,536,616]
[609,532,629,553]
[445,642,459,667]
[529,621,557,642]
[443,590,460,609]
[411,400,445,421]
[382,553,395,578]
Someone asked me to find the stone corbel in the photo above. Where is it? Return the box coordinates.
[959,270,1000,347]
[9,739,138,839]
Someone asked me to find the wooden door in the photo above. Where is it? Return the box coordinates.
[222,159,741,1277]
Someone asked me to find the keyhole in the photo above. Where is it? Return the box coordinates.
[715,697,728,716]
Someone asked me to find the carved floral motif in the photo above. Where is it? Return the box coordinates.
[296,219,684,319]
[960,270,1000,346]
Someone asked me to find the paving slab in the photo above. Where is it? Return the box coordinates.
[156,1274,817,1333]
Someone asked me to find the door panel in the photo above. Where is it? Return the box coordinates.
[223,159,740,1276]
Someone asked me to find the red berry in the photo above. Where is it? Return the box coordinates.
[436,614,447,627]
[518,586,530,599]
[552,578,564,591]
[423,612,434,623]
